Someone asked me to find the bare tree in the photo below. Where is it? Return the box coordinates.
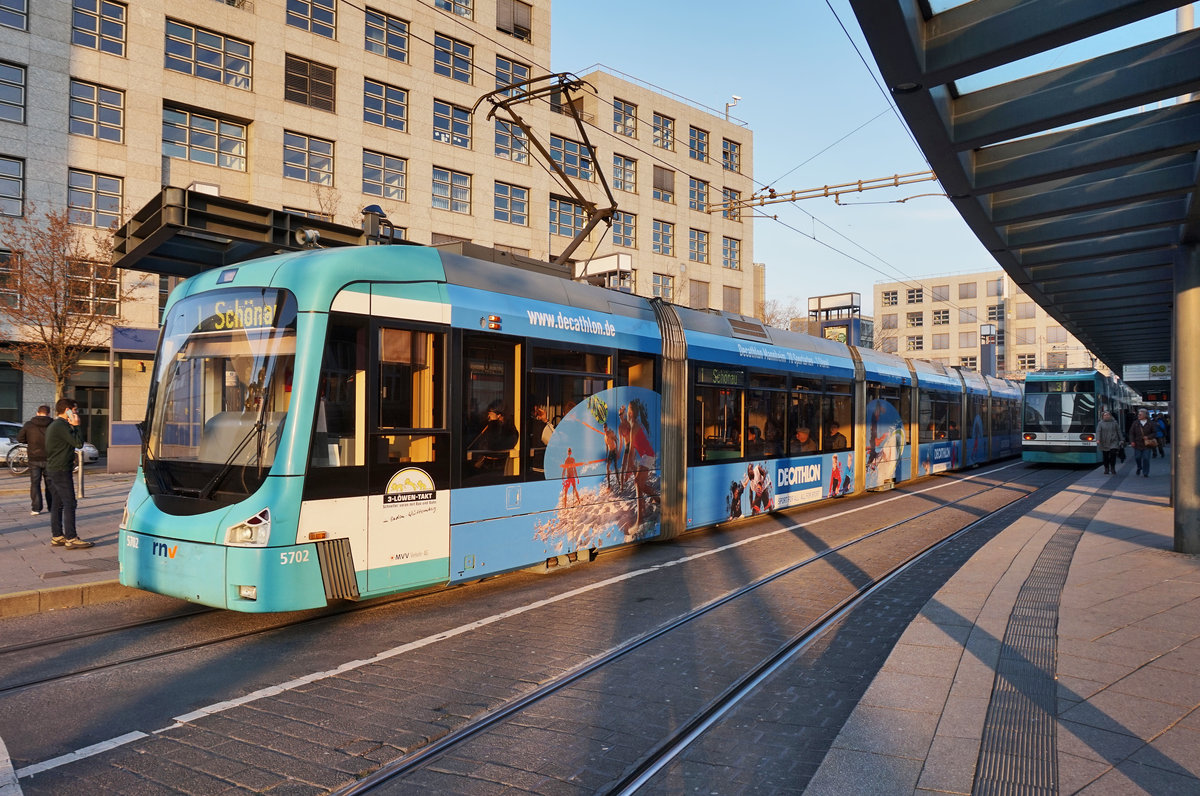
[760,297,803,330]
[0,206,150,399]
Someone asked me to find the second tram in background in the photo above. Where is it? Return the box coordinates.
[1021,368,1136,464]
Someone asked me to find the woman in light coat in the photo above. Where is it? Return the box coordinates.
[1096,410,1122,475]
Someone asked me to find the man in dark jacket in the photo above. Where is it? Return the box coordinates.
[45,398,94,549]
[17,404,52,515]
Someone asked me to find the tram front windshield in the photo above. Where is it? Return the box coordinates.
[1024,380,1097,434]
[144,288,297,504]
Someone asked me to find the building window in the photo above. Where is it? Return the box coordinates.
[652,219,673,256]
[688,126,708,162]
[688,229,708,263]
[0,156,21,216]
[1047,325,1067,344]
[496,0,532,41]
[881,313,897,329]
[688,178,708,212]
[494,182,527,225]
[67,169,121,228]
[286,0,335,38]
[959,307,977,324]
[0,249,17,307]
[932,333,949,350]
[880,338,898,354]
[689,279,709,309]
[283,131,333,185]
[435,0,472,18]
[163,107,246,171]
[365,8,408,62]
[960,356,977,369]
[432,167,470,213]
[433,100,471,148]
[932,309,949,325]
[906,336,923,351]
[69,80,124,142]
[1,0,27,31]
[722,188,741,221]
[612,155,636,192]
[613,98,636,137]
[722,237,741,270]
[653,166,674,202]
[495,56,529,95]
[67,260,118,316]
[907,287,923,303]
[285,55,335,112]
[1014,327,1036,346]
[959,331,977,348]
[653,113,674,150]
[932,284,949,301]
[495,120,528,163]
[0,62,24,124]
[362,150,406,201]
[433,33,472,83]
[906,312,923,328]
[612,211,635,247]
[549,196,584,237]
[1017,353,1036,370]
[987,303,1003,321]
[73,0,125,56]
[723,285,741,314]
[1016,301,1036,319]
[364,79,407,131]
[881,290,898,307]
[1047,352,1067,369]
[959,282,977,299]
[550,135,592,180]
[987,277,1004,297]
[164,20,252,89]
[651,273,673,301]
[722,139,741,172]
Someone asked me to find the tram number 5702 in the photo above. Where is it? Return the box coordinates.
[280,550,311,566]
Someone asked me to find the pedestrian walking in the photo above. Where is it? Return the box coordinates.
[45,398,94,549]
[17,404,52,515]
[1127,408,1156,478]
[1096,410,1122,475]
[1151,413,1167,458]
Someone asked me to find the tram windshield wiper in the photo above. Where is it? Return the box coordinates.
[197,419,265,500]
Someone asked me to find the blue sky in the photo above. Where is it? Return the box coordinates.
[550,2,1180,316]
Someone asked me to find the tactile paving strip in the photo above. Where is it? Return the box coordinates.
[972,486,1111,795]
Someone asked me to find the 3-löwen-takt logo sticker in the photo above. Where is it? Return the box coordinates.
[384,468,436,505]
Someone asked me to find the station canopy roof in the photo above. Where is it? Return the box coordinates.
[849,0,1199,396]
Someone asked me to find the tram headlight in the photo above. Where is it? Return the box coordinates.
[1023,433,1037,441]
[225,508,271,547]
[1080,433,1095,442]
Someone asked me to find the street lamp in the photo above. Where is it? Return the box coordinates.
[725,95,741,121]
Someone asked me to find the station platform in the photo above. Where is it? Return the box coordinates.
[1,461,1196,794]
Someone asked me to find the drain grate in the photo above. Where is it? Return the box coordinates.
[973,486,1111,795]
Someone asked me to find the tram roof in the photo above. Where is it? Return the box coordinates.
[848,1,1198,397]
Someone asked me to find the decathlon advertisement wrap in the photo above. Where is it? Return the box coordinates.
[687,451,855,528]
[865,399,908,489]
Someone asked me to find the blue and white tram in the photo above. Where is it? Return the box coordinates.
[1021,368,1123,464]
[119,245,1022,611]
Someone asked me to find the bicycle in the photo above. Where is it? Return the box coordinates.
[7,443,28,476]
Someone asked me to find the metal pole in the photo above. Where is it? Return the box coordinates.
[1174,244,1198,553]
[76,449,85,498]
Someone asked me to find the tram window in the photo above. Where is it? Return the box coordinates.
[788,389,820,455]
[527,369,611,478]
[532,345,611,375]
[462,334,521,484]
[745,380,786,458]
[696,385,741,460]
[380,328,444,430]
[311,316,368,468]
[619,352,656,389]
[919,390,956,442]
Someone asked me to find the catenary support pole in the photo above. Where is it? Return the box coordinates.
[1174,244,1199,553]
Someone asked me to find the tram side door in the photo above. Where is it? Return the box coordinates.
[365,324,452,594]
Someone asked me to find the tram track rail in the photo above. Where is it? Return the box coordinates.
[333,463,1076,795]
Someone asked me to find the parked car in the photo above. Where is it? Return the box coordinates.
[79,441,100,463]
[0,420,22,460]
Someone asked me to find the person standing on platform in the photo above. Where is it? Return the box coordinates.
[17,404,52,515]
[1096,409,1122,475]
[1128,408,1156,478]
[45,398,94,549]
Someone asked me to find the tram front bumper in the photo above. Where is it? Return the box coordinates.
[119,530,329,612]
